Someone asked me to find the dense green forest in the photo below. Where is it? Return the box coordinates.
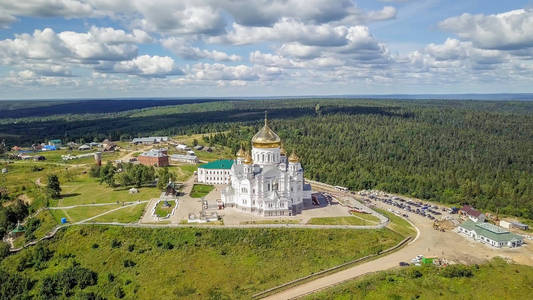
[1,98,533,219]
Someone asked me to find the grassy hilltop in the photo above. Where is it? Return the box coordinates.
[1,226,405,299]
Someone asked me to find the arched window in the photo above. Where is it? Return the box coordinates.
[262,153,265,162]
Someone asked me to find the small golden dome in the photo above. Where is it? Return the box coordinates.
[280,144,287,156]
[288,150,300,163]
[236,146,246,158]
[244,151,253,164]
[252,112,281,148]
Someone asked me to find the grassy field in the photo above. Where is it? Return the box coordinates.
[49,204,121,223]
[154,200,176,218]
[351,211,380,223]
[373,208,417,238]
[190,184,214,198]
[0,226,405,299]
[307,216,374,226]
[91,203,147,223]
[305,258,533,300]
[171,164,198,182]
[49,175,160,207]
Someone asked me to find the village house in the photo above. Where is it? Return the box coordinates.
[132,136,168,145]
[460,205,486,222]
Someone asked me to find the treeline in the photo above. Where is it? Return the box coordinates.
[90,162,156,188]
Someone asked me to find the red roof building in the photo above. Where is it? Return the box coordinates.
[460,205,486,222]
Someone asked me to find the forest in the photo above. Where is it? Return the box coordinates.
[1,98,533,219]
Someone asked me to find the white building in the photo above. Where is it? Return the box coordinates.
[176,144,190,150]
[197,160,233,184]
[459,220,523,248]
[221,115,312,216]
[170,154,199,164]
[132,136,168,145]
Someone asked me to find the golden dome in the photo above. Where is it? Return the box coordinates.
[244,151,253,164]
[280,144,287,156]
[288,150,300,163]
[236,146,246,158]
[252,112,281,148]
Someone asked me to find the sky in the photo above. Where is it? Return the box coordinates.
[1,0,533,99]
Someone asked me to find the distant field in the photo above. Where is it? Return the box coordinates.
[0,99,223,118]
[1,226,405,299]
[305,258,533,300]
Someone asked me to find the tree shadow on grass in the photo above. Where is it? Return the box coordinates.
[61,193,81,198]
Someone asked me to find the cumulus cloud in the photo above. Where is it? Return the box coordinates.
[0,27,151,64]
[439,9,533,50]
[0,26,178,79]
[161,38,241,61]
[112,55,183,77]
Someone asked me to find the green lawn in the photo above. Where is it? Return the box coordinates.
[190,184,214,198]
[154,200,176,218]
[373,208,417,237]
[49,204,121,223]
[91,203,148,223]
[171,164,198,182]
[351,211,380,223]
[305,258,533,300]
[49,175,160,207]
[307,216,374,226]
[1,226,404,299]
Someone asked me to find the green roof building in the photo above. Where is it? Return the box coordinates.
[199,159,234,169]
[197,159,234,185]
[9,223,25,237]
[48,139,62,146]
[459,220,523,248]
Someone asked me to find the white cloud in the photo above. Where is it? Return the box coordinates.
[161,38,241,61]
[112,55,183,76]
[439,9,533,50]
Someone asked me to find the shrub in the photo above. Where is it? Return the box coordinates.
[24,218,41,242]
[0,270,34,299]
[39,264,98,298]
[441,265,474,278]
[115,287,125,299]
[76,292,106,300]
[0,241,11,260]
[123,259,136,268]
[17,244,54,271]
[111,239,122,248]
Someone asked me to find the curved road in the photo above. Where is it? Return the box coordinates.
[263,200,533,299]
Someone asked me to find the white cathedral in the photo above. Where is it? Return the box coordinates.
[221,115,312,216]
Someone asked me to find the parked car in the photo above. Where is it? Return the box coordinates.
[399,262,410,267]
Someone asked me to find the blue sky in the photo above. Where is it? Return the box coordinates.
[1,0,533,99]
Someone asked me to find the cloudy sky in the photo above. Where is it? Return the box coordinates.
[1,0,533,99]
